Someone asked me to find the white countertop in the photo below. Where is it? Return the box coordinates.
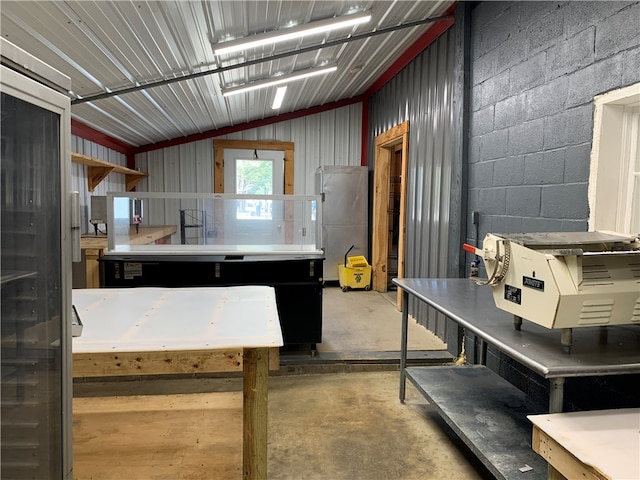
[72,286,283,353]
[107,243,324,256]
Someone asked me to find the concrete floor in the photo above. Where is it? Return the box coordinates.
[318,285,447,353]
[73,286,490,479]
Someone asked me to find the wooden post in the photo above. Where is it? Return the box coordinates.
[243,347,269,480]
[84,248,102,288]
[532,426,572,480]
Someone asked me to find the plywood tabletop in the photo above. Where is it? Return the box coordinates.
[529,408,640,480]
[72,286,283,353]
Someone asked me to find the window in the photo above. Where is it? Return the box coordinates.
[222,149,284,219]
[236,158,274,220]
[589,82,640,233]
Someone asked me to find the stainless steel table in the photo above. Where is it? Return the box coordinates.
[394,278,640,413]
[395,278,640,480]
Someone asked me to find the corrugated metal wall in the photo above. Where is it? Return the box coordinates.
[368,28,457,341]
[70,135,127,234]
[135,104,362,196]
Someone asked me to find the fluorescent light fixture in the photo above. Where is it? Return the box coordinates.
[213,11,371,56]
[222,65,337,97]
[272,86,287,109]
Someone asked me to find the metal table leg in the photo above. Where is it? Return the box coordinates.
[399,289,409,403]
[479,338,488,365]
[549,377,565,413]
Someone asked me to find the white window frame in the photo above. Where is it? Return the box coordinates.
[588,82,640,233]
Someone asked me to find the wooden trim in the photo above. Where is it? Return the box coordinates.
[73,347,280,377]
[212,140,296,244]
[283,148,294,194]
[214,139,294,151]
[212,139,295,195]
[372,121,409,305]
[372,146,391,292]
[375,122,410,147]
[214,144,225,193]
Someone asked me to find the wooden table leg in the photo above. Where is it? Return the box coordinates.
[532,425,570,480]
[84,248,102,288]
[243,347,268,480]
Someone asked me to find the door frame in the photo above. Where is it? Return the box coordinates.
[213,139,294,194]
[213,139,295,243]
[372,121,409,309]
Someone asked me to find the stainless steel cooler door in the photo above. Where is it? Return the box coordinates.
[1,64,72,479]
[318,166,369,281]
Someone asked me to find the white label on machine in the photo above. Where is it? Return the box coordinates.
[124,262,143,279]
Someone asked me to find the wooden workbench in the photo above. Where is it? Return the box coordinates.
[79,225,176,288]
[72,286,283,480]
[529,408,640,480]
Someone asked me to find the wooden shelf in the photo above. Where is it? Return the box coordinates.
[72,152,148,192]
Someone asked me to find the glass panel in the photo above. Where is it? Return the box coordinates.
[107,192,321,253]
[1,93,63,478]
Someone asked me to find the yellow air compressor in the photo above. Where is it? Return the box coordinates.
[338,245,372,292]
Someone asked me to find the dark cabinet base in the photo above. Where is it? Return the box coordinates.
[99,254,324,346]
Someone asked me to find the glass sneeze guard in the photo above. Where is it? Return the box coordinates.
[106,192,322,255]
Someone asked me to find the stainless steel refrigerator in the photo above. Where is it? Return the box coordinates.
[1,38,74,479]
[315,166,368,282]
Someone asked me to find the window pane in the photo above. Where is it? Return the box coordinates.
[236,160,273,220]
[236,160,273,195]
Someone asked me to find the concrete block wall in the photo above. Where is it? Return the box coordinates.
[463,1,640,411]
[467,1,640,250]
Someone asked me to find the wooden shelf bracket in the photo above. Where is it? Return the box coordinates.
[72,152,148,192]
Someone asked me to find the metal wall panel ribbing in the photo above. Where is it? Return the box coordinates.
[71,135,126,233]
[368,28,457,341]
[135,104,362,196]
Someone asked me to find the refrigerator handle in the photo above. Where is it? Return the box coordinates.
[71,191,81,263]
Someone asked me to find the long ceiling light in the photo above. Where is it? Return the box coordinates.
[271,86,287,109]
[222,65,337,97]
[213,11,371,56]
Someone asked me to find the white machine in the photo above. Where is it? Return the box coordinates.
[465,231,640,352]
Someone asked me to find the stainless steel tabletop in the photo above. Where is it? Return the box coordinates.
[393,278,640,379]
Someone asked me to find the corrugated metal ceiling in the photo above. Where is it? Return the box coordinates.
[1,1,452,148]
